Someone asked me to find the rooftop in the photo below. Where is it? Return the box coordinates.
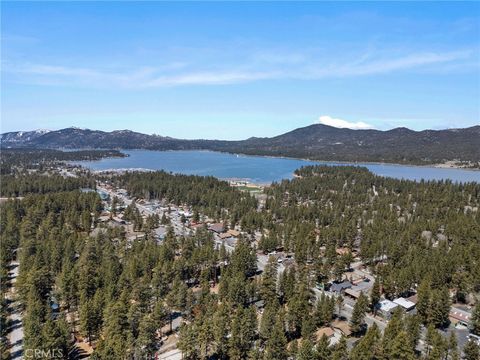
[378,299,399,313]
[393,297,416,310]
[331,319,352,336]
[228,229,241,237]
[449,307,471,322]
[330,281,352,292]
[316,327,335,340]
[208,223,225,233]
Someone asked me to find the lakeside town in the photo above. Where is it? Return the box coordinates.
[91,175,480,359]
[3,1,480,359]
[3,162,479,360]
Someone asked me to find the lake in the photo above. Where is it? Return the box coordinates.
[73,150,480,184]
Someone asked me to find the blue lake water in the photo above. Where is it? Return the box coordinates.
[73,150,480,184]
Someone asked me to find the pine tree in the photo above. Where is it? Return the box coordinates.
[111,195,119,216]
[382,307,404,357]
[260,302,277,341]
[404,314,421,352]
[229,307,256,360]
[136,314,158,358]
[197,318,213,359]
[297,339,317,360]
[315,293,335,327]
[350,292,368,334]
[261,256,278,306]
[471,302,480,335]
[447,332,459,360]
[316,334,332,360]
[336,294,344,317]
[41,318,70,358]
[264,315,287,360]
[463,340,480,360]
[301,316,316,342]
[350,323,381,360]
[370,280,381,313]
[332,335,348,360]
[212,304,230,359]
[178,324,199,360]
[416,277,431,324]
[430,287,450,328]
[425,324,447,359]
[289,338,298,359]
[390,331,416,360]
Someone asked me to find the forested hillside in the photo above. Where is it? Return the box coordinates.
[2,124,479,167]
[0,148,125,175]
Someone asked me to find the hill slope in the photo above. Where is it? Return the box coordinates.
[2,124,479,166]
[213,124,480,165]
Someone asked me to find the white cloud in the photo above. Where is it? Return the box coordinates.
[2,48,475,88]
[145,70,277,87]
[317,115,375,130]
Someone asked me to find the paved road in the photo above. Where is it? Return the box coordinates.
[6,261,24,359]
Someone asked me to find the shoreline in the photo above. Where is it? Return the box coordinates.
[75,166,273,187]
[108,148,480,172]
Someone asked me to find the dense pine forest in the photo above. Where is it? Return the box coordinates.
[1,163,480,359]
[0,148,125,175]
[107,171,257,222]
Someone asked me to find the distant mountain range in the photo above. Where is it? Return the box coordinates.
[2,124,479,167]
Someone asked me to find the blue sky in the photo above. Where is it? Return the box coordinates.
[1,1,479,139]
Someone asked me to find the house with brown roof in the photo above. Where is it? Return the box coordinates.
[316,327,335,341]
[219,232,232,240]
[208,223,225,234]
[227,229,241,237]
[449,307,471,326]
[331,320,352,337]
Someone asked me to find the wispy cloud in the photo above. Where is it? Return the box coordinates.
[317,115,374,130]
[2,48,475,88]
[144,70,278,87]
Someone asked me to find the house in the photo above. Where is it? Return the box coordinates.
[208,223,225,234]
[98,214,111,223]
[344,288,362,300]
[406,294,418,305]
[316,327,335,341]
[96,189,110,201]
[449,307,471,326]
[377,299,399,319]
[219,232,232,240]
[349,273,368,285]
[126,233,145,243]
[155,227,167,240]
[225,238,238,248]
[227,229,241,237]
[393,297,416,311]
[351,279,373,293]
[330,281,353,293]
[112,216,126,224]
[331,319,352,337]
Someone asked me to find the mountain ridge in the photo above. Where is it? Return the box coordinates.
[2,124,479,167]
